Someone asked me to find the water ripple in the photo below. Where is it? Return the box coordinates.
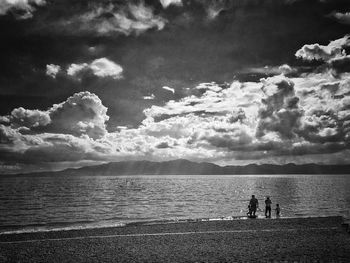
[0,174,349,232]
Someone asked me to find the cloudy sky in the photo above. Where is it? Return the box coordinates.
[1,0,350,173]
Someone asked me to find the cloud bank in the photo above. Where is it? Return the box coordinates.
[1,34,350,172]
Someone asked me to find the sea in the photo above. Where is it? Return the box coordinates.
[0,174,349,234]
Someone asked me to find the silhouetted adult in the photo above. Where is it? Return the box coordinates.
[249,195,259,217]
[265,196,272,218]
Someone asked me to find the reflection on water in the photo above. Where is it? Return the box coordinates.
[0,174,349,231]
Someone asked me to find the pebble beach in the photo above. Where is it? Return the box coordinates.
[1,216,349,262]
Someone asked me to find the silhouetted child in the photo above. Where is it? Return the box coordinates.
[247,204,252,216]
[275,204,281,218]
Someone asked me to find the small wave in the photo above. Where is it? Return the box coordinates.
[0,216,243,235]
[0,221,126,235]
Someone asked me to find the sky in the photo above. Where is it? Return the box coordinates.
[1,0,350,173]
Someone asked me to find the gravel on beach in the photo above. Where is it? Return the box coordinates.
[0,216,349,262]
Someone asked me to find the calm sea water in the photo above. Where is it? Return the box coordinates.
[0,174,349,233]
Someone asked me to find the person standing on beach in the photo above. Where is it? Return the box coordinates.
[249,195,259,217]
[265,197,272,218]
[275,204,281,218]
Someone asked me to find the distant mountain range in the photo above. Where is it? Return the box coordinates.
[4,159,350,176]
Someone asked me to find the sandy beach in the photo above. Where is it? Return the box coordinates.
[0,216,349,262]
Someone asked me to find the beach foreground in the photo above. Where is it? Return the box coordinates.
[1,216,349,262]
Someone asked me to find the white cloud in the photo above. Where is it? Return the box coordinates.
[162,86,175,94]
[295,35,350,62]
[279,64,294,75]
[10,107,51,128]
[46,64,61,78]
[160,0,182,8]
[143,94,155,100]
[58,2,167,36]
[0,0,45,19]
[89,58,123,79]
[47,92,109,139]
[66,58,123,80]
[67,63,88,77]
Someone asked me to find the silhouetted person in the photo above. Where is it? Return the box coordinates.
[247,204,252,217]
[265,196,272,218]
[275,204,281,218]
[249,195,259,217]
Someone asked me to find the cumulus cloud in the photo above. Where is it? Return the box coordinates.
[257,75,301,139]
[46,64,61,78]
[295,35,350,75]
[0,0,45,19]
[66,58,123,80]
[295,35,350,62]
[67,63,88,77]
[46,92,109,139]
[141,67,350,162]
[160,0,182,9]
[4,91,109,140]
[89,58,123,79]
[10,107,51,128]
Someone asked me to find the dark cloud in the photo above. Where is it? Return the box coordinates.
[329,55,350,74]
[156,141,171,148]
[203,132,253,151]
[327,11,350,25]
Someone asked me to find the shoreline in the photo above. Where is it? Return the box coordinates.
[0,214,346,236]
[1,216,349,262]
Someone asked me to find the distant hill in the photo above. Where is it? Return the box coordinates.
[3,159,350,177]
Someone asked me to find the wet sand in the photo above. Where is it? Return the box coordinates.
[0,216,349,262]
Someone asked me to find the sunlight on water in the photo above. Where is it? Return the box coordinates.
[0,174,349,232]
